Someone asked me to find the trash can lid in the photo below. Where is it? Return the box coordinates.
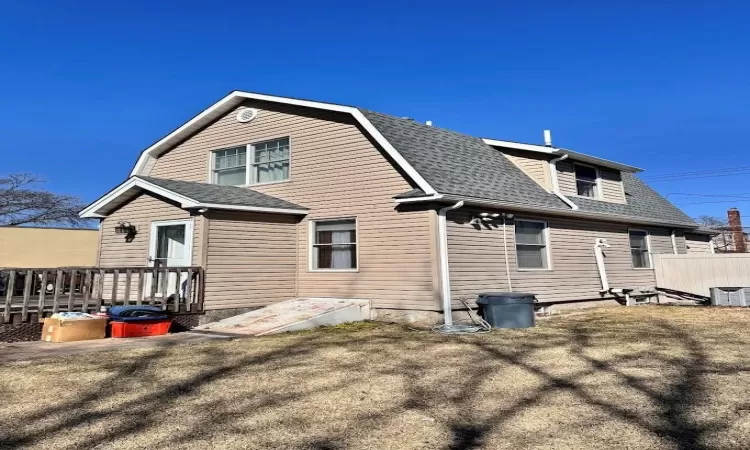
[477,292,536,304]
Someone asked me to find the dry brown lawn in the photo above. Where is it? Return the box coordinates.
[1,306,750,449]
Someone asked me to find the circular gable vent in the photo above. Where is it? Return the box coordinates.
[236,108,258,123]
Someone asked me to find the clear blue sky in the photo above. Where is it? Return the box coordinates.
[1,1,748,220]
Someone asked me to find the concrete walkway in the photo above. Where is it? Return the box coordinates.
[0,332,232,363]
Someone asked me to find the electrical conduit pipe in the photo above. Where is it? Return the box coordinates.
[438,201,464,327]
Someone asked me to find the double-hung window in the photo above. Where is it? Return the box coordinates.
[629,230,651,269]
[311,219,357,270]
[515,220,550,270]
[575,164,599,198]
[212,146,247,186]
[211,137,290,186]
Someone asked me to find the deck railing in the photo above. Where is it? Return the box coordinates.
[0,266,204,323]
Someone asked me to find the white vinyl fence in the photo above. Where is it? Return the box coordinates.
[653,253,750,297]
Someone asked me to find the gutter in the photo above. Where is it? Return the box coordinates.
[548,153,579,210]
[437,201,464,327]
[399,195,696,229]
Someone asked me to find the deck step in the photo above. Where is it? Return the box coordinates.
[194,298,371,336]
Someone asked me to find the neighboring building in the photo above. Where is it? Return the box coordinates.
[0,226,98,268]
[79,91,713,320]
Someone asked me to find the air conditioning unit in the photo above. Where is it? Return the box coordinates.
[710,287,749,307]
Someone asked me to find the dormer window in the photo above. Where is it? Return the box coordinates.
[574,164,599,198]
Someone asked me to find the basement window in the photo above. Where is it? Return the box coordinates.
[629,230,652,269]
[311,219,358,271]
[515,220,550,270]
[575,164,599,198]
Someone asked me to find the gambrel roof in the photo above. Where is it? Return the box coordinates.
[116,90,695,227]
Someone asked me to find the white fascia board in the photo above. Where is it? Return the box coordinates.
[195,203,308,215]
[130,91,438,196]
[394,194,444,204]
[483,138,642,173]
[482,138,556,154]
[79,178,199,218]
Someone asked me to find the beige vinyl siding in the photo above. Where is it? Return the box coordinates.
[646,228,675,256]
[203,211,297,310]
[98,193,202,267]
[97,193,202,302]
[599,168,627,203]
[556,161,578,196]
[501,149,551,190]
[447,211,662,304]
[557,161,627,204]
[149,101,436,310]
[685,233,714,254]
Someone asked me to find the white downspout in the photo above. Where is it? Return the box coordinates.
[671,229,678,254]
[549,153,579,210]
[594,238,611,292]
[501,214,513,292]
[438,201,465,327]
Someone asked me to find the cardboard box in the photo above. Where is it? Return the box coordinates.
[41,317,108,343]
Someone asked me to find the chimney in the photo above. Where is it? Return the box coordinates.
[727,208,747,252]
[543,130,552,147]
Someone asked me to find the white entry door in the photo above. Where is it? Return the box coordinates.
[148,219,193,299]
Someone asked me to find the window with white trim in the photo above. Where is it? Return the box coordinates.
[629,230,651,269]
[211,137,290,186]
[312,219,357,270]
[574,164,599,198]
[212,146,247,186]
[515,220,549,269]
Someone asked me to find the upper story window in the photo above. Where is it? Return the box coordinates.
[211,137,290,186]
[515,219,550,270]
[212,147,247,186]
[574,164,599,198]
[629,230,651,269]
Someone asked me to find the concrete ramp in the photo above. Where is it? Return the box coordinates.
[195,298,371,336]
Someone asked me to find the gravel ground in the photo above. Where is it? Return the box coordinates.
[1,306,749,450]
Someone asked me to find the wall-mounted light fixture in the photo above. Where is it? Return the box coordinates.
[114,221,138,242]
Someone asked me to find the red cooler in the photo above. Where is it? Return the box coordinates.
[110,319,172,338]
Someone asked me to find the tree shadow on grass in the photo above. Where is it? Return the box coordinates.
[2,316,750,449]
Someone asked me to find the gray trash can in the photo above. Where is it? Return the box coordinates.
[477,292,536,329]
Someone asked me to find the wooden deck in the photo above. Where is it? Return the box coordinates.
[1,266,204,323]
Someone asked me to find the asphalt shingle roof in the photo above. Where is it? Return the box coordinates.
[360,109,567,210]
[137,176,306,211]
[361,109,695,227]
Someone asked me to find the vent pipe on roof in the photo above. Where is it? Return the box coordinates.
[544,130,553,147]
[426,120,433,126]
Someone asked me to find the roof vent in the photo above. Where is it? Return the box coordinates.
[426,120,433,126]
[543,130,552,147]
[236,108,259,123]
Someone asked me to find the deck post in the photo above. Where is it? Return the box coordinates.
[3,270,16,323]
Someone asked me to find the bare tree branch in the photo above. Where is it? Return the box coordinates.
[0,173,89,227]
